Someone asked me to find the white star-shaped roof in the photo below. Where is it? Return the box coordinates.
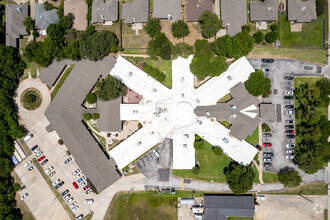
[109,56,258,169]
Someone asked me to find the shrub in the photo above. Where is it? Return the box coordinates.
[24,93,36,103]
[86,93,97,104]
[212,146,223,155]
[83,113,92,120]
[270,23,278,32]
[262,124,271,132]
[265,31,279,43]
[44,2,55,11]
[253,31,264,44]
[91,113,100,120]
[143,64,153,73]
[241,25,251,34]
[171,20,190,38]
[58,139,64,145]
[278,167,302,187]
[66,150,71,156]
[13,183,20,192]
[316,0,328,16]
[194,139,204,150]
[171,42,194,58]
[32,30,39,38]
[192,165,200,175]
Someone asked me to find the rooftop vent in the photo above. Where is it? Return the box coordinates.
[100,14,105,19]
[181,93,185,98]
[301,7,306,10]
[133,18,136,22]
[227,76,232,81]
[232,113,237,118]
[206,112,210,117]
[223,138,229,143]
[17,7,22,12]
[181,77,184,82]
[231,105,236,110]
[40,16,43,19]
[152,88,157,92]
[167,14,172,20]
[196,99,200,103]
[183,144,187,148]
[128,71,133,76]
[267,7,271,11]
[137,141,142,146]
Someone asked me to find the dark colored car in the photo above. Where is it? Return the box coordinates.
[262,59,274,63]
[264,163,272,167]
[286,135,296,139]
[285,125,294,129]
[38,155,45,162]
[55,181,64,189]
[286,120,294,124]
[263,152,274,157]
[72,182,79,189]
[76,214,84,220]
[284,96,294,100]
[285,130,295,134]
[28,165,35,171]
[31,145,38,151]
[284,76,294,80]
[263,143,272,147]
[263,133,272,137]
[61,189,69,197]
[41,159,48,166]
[64,157,72,164]
[19,185,26,191]
[285,105,294,109]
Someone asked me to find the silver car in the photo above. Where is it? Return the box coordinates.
[64,194,71,201]
[286,155,294,160]
[53,179,61,186]
[72,169,80,176]
[75,173,82,179]
[70,201,77,208]
[286,149,294,154]
[72,206,79,211]
[20,193,29,200]
[66,197,74,204]
[285,110,295,114]
[81,181,87,187]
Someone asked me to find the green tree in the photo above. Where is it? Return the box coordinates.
[265,31,279,43]
[224,161,255,195]
[194,39,214,58]
[277,167,302,187]
[83,113,92,120]
[190,56,228,78]
[57,0,64,17]
[270,23,278,32]
[147,33,172,60]
[194,139,204,150]
[253,31,264,44]
[58,13,75,29]
[144,18,161,38]
[171,20,189,38]
[241,25,251,34]
[213,35,233,57]
[86,93,97,104]
[316,0,328,15]
[212,146,223,155]
[245,70,271,96]
[229,32,254,58]
[64,40,80,60]
[58,139,64,145]
[23,16,34,31]
[199,10,222,38]
[13,183,20,192]
[172,42,194,59]
[95,75,127,101]
[44,2,55,11]
[91,113,100,120]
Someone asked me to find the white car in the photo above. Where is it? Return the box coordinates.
[72,206,79,211]
[285,91,294,95]
[81,181,87,187]
[20,193,29,200]
[86,189,92,194]
[49,171,56,177]
[285,110,295,114]
[44,166,54,174]
[285,144,294,148]
[33,148,40,154]
[35,151,43,157]
[75,173,81,179]
[66,197,74,204]
[286,155,294,160]
[72,169,80,176]
[24,160,32,167]
[286,149,294,154]
[64,194,71,200]
[52,179,61,186]
[70,201,77,208]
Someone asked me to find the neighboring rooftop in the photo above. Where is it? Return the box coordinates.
[38,59,76,86]
[91,0,118,24]
[186,0,213,22]
[5,4,28,48]
[259,103,276,121]
[64,0,88,31]
[153,0,181,22]
[204,195,255,220]
[44,57,121,192]
[249,0,278,21]
[287,0,317,23]
[97,98,122,132]
[220,0,247,36]
[35,3,59,31]
[122,0,148,24]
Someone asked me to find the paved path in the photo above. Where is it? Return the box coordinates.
[119,54,149,58]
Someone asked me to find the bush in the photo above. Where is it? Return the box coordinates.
[171,20,189,38]
[32,30,39,38]
[199,10,222,38]
[171,42,194,58]
[253,31,264,44]
[241,25,251,34]
[91,113,99,120]
[13,183,20,192]
[83,113,92,120]
[143,64,153,73]
[66,150,71,156]
[58,139,64,145]
[57,0,64,17]
[194,139,204,150]
[278,167,302,187]
[144,18,161,38]
[44,2,55,11]
[24,93,37,103]
[86,93,97,104]
[262,124,271,132]
[245,70,271,96]
[212,146,223,155]
[270,23,278,32]
[23,16,34,31]
[192,165,200,175]
[265,31,279,43]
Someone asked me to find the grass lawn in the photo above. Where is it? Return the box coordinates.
[172,137,231,182]
[21,58,44,80]
[125,57,172,88]
[262,171,279,183]
[122,49,146,54]
[218,93,232,103]
[264,182,328,195]
[324,209,328,220]
[280,13,323,48]
[253,165,260,184]
[219,120,231,129]
[51,65,74,100]
[20,89,42,110]
[245,127,259,146]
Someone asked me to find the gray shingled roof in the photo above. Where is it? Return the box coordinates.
[38,59,77,86]
[204,195,255,220]
[153,0,181,22]
[5,4,28,47]
[194,83,260,141]
[122,0,148,24]
[97,98,122,132]
[220,0,247,36]
[186,0,213,22]
[249,0,278,21]
[259,103,276,121]
[35,3,59,31]
[91,0,118,24]
[287,0,317,23]
[44,57,121,193]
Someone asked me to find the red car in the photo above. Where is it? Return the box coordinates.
[83,186,89,191]
[263,143,272,147]
[72,182,79,189]
[38,155,45,162]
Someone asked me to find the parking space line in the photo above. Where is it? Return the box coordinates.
[181,179,184,190]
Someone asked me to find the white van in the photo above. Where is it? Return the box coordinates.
[23,134,33,142]
[85,199,94,204]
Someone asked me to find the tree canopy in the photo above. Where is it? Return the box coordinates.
[147,33,172,60]
[224,161,255,195]
[95,75,127,101]
[253,31,264,44]
[190,55,228,78]
[277,167,302,187]
[199,10,222,38]
[171,42,194,59]
[265,31,279,43]
[171,20,190,38]
[86,93,97,104]
[144,18,161,38]
[245,70,271,97]
[23,16,34,31]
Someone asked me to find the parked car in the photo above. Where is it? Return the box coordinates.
[64,194,71,200]
[263,143,272,147]
[44,166,54,174]
[263,157,272,162]
[64,157,72,164]
[286,149,294,154]
[286,110,295,114]
[53,179,61,186]
[20,193,29,200]
[81,181,87,187]
[76,214,84,220]
[75,173,81,179]
[31,145,38,151]
[285,91,294,95]
[85,199,94,204]
[171,188,176,194]
[35,151,43,158]
[41,159,48,166]
[285,105,294,109]
[285,120,294,124]
[263,152,274,157]
[83,186,89,191]
[55,181,64,189]
[28,165,35,171]
[264,163,272,167]
[284,76,294,80]
[66,197,74,204]
[33,148,40,154]
[86,189,92,194]
[19,185,26,191]
[285,125,294,129]
[286,155,295,160]
[77,177,85,183]
[72,182,79,189]
[263,68,270,72]
[61,189,69,197]
[286,135,295,139]
[262,58,274,63]
[286,144,295,148]
[284,96,294,100]
[37,155,45,162]
[49,171,56,177]
[285,130,295,134]
[70,201,77,208]
[263,133,272,137]
[24,134,33,142]
[24,160,32,167]
[72,206,79,211]
[72,169,80,176]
